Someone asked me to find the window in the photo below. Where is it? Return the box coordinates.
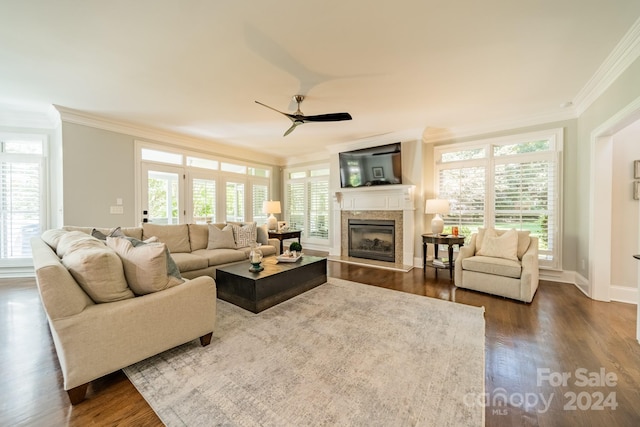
[284,165,331,244]
[434,129,562,269]
[136,142,270,224]
[1,135,47,265]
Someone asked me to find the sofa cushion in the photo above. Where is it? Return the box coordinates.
[41,229,69,250]
[56,231,104,257]
[462,255,522,279]
[142,223,191,253]
[61,244,134,303]
[170,252,210,271]
[188,224,209,251]
[207,224,236,249]
[477,228,519,261]
[191,249,247,266]
[229,222,257,249]
[107,237,184,295]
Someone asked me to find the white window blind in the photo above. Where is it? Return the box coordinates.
[1,137,46,263]
[439,165,486,237]
[252,183,268,225]
[435,129,562,269]
[192,178,216,224]
[225,181,245,222]
[286,182,305,231]
[308,179,329,239]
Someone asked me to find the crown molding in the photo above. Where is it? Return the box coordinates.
[422,108,576,144]
[574,16,640,116]
[54,105,284,166]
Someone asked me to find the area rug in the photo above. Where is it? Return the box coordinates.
[124,278,485,426]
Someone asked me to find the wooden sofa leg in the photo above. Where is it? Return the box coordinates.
[200,332,213,346]
[67,383,89,405]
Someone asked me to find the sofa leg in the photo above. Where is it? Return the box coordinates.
[67,383,89,405]
[199,332,213,346]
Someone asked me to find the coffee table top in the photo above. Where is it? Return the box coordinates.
[216,255,326,280]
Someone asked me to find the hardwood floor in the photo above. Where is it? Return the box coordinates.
[1,265,639,426]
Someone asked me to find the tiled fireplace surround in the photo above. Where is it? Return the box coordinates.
[331,185,415,267]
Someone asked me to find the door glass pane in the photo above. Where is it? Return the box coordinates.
[226,181,245,222]
[252,184,268,225]
[0,158,41,259]
[148,170,180,224]
[192,178,216,224]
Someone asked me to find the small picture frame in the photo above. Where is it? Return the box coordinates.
[634,160,640,179]
[372,166,384,179]
[634,181,640,200]
[277,221,289,232]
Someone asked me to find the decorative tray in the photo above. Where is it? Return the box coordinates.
[276,254,303,263]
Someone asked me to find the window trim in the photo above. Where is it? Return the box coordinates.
[434,128,563,270]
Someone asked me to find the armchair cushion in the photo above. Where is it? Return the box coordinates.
[461,255,522,279]
[476,228,519,261]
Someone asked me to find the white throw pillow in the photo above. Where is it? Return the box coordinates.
[206,224,236,249]
[107,237,184,295]
[230,222,257,249]
[476,228,519,261]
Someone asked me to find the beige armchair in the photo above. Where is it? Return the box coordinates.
[454,228,539,303]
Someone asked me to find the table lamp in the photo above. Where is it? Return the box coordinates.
[425,199,450,234]
[263,200,281,231]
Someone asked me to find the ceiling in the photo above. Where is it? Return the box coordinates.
[2,1,640,162]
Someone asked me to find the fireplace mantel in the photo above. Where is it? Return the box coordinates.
[331,185,415,267]
[333,184,415,211]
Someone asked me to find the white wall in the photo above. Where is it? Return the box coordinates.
[610,119,640,294]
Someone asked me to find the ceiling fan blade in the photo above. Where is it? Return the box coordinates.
[302,112,353,122]
[255,100,295,121]
[283,122,299,137]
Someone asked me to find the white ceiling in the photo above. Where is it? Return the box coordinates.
[2,1,640,162]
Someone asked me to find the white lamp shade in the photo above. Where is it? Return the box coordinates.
[262,200,281,214]
[425,199,450,214]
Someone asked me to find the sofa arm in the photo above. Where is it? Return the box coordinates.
[520,236,539,302]
[50,276,216,391]
[268,238,281,255]
[454,234,476,285]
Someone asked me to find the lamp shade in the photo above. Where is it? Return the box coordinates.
[425,199,450,214]
[262,200,281,214]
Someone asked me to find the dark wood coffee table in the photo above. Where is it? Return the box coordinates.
[215,255,327,313]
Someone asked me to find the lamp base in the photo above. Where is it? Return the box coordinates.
[267,214,278,231]
[431,214,444,234]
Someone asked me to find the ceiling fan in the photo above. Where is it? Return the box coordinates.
[255,95,352,136]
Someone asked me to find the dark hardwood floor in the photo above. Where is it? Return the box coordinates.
[1,264,639,426]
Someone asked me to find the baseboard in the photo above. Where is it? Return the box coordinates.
[610,285,638,305]
[0,266,35,279]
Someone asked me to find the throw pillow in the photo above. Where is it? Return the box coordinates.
[477,228,519,261]
[56,231,104,257]
[62,245,134,303]
[206,224,236,250]
[40,229,69,250]
[107,237,184,295]
[91,226,126,240]
[230,222,257,249]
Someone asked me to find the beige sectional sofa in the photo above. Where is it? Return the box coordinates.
[31,221,279,404]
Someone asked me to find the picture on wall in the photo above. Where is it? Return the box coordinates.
[372,166,384,179]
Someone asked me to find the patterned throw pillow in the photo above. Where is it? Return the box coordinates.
[230,222,257,249]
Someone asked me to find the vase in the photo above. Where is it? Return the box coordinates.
[249,243,263,272]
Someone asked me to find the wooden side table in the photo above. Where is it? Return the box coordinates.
[422,234,465,280]
[268,230,302,254]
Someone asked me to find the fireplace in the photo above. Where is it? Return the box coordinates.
[348,219,395,262]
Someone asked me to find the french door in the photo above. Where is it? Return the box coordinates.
[140,163,185,224]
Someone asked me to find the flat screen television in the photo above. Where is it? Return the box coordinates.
[339,143,402,188]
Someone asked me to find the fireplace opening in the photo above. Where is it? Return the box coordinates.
[348,219,395,262]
